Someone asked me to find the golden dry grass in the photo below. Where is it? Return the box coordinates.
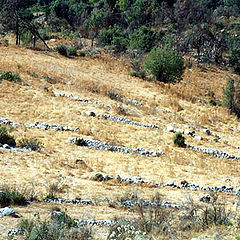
[0,44,240,239]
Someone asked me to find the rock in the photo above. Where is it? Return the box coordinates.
[91,172,104,181]
[176,128,184,133]
[165,180,175,187]
[181,180,189,187]
[202,128,210,135]
[167,125,174,132]
[85,111,96,117]
[65,137,76,143]
[184,129,190,135]
[194,135,202,140]
[115,174,121,181]
[6,227,21,236]
[0,207,15,218]
[132,176,142,183]
[223,178,231,182]
[236,187,240,195]
[3,144,10,149]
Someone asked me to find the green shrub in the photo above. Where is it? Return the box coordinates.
[112,36,128,52]
[0,189,27,207]
[130,25,154,52]
[143,47,184,83]
[67,46,77,56]
[57,44,78,57]
[0,125,16,146]
[97,25,128,52]
[19,211,92,240]
[0,71,21,82]
[173,133,186,147]
[0,38,9,46]
[222,77,234,110]
[227,36,240,74]
[18,137,43,151]
[56,44,68,57]
[79,50,86,57]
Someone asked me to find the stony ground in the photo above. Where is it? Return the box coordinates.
[0,44,240,239]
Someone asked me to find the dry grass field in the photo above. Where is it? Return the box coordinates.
[0,43,240,239]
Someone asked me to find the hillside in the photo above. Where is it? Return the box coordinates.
[0,44,240,239]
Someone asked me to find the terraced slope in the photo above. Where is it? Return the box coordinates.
[0,45,240,239]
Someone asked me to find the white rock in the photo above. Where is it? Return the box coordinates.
[0,207,15,218]
[184,129,190,135]
[194,135,202,140]
[176,128,183,133]
[85,111,96,117]
[202,128,210,135]
[65,137,76,143]
[167,125,174,132]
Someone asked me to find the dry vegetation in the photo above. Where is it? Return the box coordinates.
[0,43,240,239]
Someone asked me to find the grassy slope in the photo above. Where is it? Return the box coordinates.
[0,45,240,239]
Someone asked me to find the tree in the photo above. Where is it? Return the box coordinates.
[1,0,49,48]
[130,25,154,52]
[143,46,184,83]
[227,35,240,74]
[223,77,240,118]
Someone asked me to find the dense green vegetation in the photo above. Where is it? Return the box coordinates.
[0,0,240,60]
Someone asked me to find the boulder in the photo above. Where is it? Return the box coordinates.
[0,207,15,218]
[167,125,174,132]
[85,111,96,117]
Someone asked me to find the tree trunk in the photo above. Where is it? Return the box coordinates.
[16,17,19,45]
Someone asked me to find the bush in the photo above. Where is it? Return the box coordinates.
[0,71,21,82]
[67,46,77,56]
[227,36,240,74]
[57,44,78,57]
[19,210,92,240]
[173,133,186,147]
[79,50,86,57]
[0,189,27,207]
[0,125,16,146]
[56,44,68,57]
[18,137,43,151]
[143,47,184,83]
[130,25,154,52]
[97,25,128,52]
[222,77,235,110]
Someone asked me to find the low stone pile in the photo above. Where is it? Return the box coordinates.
[0,117,77,132]
[125,99,142,106]
[98,114,159,129]
[6,227,21,236]
[53,91,111,110]
[188,145,240,160]
[43,195,184,210]
[43,198,93,205]
[77,219,117,227]
[117,199,182,209]
[67,137,164,157]
[87,173,240,195]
